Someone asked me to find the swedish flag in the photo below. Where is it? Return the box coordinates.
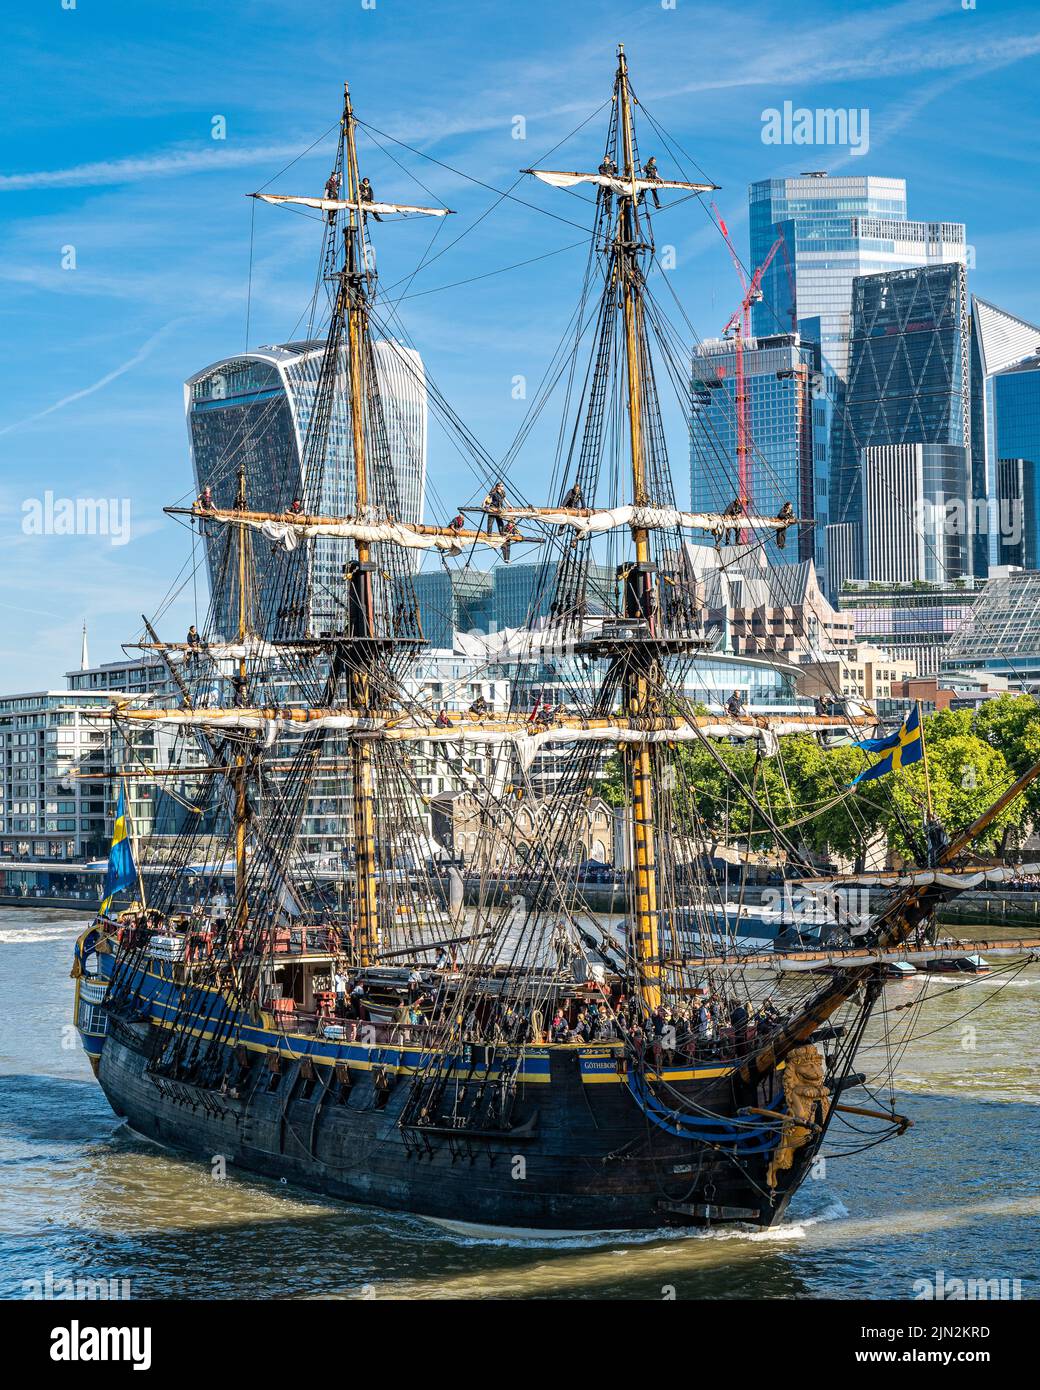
[100,783,137,914]
[852,705,924,786]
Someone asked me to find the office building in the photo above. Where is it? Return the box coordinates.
[412,569,494,650]
[827,262,972,589]
[185,338,427,638]
[749,174,966,380]
[691,333,817,565]
[836,577,983,678]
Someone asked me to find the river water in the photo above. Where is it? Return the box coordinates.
[1,908,1036,1300]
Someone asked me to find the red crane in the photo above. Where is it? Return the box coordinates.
[713,208,784,536]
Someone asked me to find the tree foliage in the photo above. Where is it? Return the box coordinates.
[598,695,1040,863]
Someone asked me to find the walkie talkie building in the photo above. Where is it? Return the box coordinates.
[185,338,427,638]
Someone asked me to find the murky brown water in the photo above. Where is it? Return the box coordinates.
[1,909,1037,1299]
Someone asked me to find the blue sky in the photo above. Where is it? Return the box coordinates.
[1,0,1038,688]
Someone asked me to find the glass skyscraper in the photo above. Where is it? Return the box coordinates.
[411,569,494,650]
[690,332,818,566]
[185,338,427,638]
[971,299,1040,573]
[828,262,971,588]
[749,174,966,380]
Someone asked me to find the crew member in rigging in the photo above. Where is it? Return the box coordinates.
[324,170,340,223]
[640,155,661,208]
[484,481,508,533]
[775,499,795,549]
[599,154,617,218]
[722,496,743,546]
[359,176,382,221]
[562,481,584,508]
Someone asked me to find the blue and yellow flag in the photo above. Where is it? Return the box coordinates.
[100,783,137,914]
[852,705,923,786]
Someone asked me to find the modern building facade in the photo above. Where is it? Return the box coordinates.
[0,692,113,860]
[837,577,983,677]
[827,262,972,590]
[412,569,494,650]
[970,299,1040,574]
[185,338,427,638]
[940,566,1040,692]
[682,544,854,658]
[749,174,967,380]
[690,332,817,565]
[861,443,971,584]
[491,560,615,632]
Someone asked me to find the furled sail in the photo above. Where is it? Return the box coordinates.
[256,517,517,555]
[493,504,798,536]
[251,193,452,216]
[525,168,718,195]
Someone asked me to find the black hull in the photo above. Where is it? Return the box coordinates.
[96,1022,809,1233]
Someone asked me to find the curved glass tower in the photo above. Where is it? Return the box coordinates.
[185,338,427,637]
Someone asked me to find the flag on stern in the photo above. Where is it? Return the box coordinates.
[100,782,137,914]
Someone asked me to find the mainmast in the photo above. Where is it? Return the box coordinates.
[521,45,720,1015]
[616,45,661,1013]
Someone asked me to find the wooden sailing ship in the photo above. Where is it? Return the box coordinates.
[71,51,1039,1231]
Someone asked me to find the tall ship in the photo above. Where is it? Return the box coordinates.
[71,51,1038,1231]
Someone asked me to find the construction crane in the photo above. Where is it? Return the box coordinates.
[713,208,784,538]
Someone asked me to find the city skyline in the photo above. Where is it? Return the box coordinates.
[2,0,1040,686]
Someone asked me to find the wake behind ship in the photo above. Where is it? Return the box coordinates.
[71,52,1039,1232]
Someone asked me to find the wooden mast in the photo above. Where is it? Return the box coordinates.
[341,80,379,969]
[616,45,661,1014]
[234,463,249,930]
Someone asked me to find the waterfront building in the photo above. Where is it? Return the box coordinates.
[836,577,983,677]
[797,641,917,708]
[0,692,114,861]
[690,333,817,566]
[185,338,427,638]
[827,262,972,590]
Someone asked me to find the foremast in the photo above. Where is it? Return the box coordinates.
[340,80,379,967]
